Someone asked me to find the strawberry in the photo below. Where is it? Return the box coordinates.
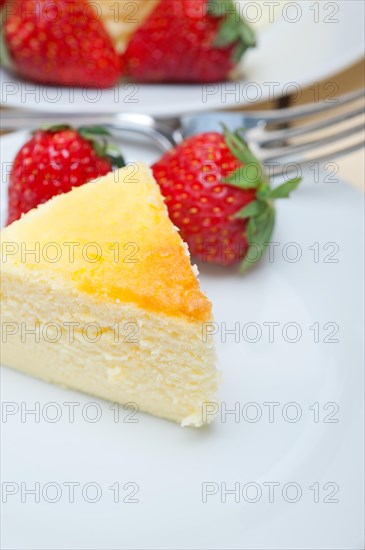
[2,0,122,88]
[152,129,300,270]
[7,125,125,225]
[123,0,255,83]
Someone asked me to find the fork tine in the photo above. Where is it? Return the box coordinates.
[244,88,365,124]
[248,105,364,146]
[265,138,365,177]
[255,121,364,162]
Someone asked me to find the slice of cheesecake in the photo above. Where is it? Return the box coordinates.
[96,0,160,53]
[0,163,218,427]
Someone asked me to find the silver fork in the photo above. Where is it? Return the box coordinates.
[2,88,364,176]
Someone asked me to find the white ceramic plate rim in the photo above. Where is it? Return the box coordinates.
[0,0,364,116]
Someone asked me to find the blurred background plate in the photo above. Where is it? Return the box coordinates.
[0,0,364,115]
[1,131,364,549]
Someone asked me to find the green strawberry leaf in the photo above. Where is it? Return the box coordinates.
[207,0,256,62]
[78,126,125,168]
[235,199,268,219]
[223,126,262,167]
[107,154,125,169]
[239,21,256,46]
[105,144,126,169]
[0,13,12,70]
[262,177,302,199]
[105,142,122,156]
[39,124,71,133]
[88,138,106,159]
[232,41,249,64]
[241,206,276,273]
[222,165,260,189]
[78,126,112,137]
[222,126,268,190]
[214,14,241,46]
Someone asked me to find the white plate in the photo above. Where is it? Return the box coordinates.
[0,0,364,116]
[1,131,364,549]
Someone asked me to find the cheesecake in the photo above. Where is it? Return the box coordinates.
[97,0,160,53]
[0,163,218,427]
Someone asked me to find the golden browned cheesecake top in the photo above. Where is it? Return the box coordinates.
[1,163,212,322]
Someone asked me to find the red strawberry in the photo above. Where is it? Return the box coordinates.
[152,129,300,270]
[123,0,255,83]
[7,125,125,225]
[2,0,122,88]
